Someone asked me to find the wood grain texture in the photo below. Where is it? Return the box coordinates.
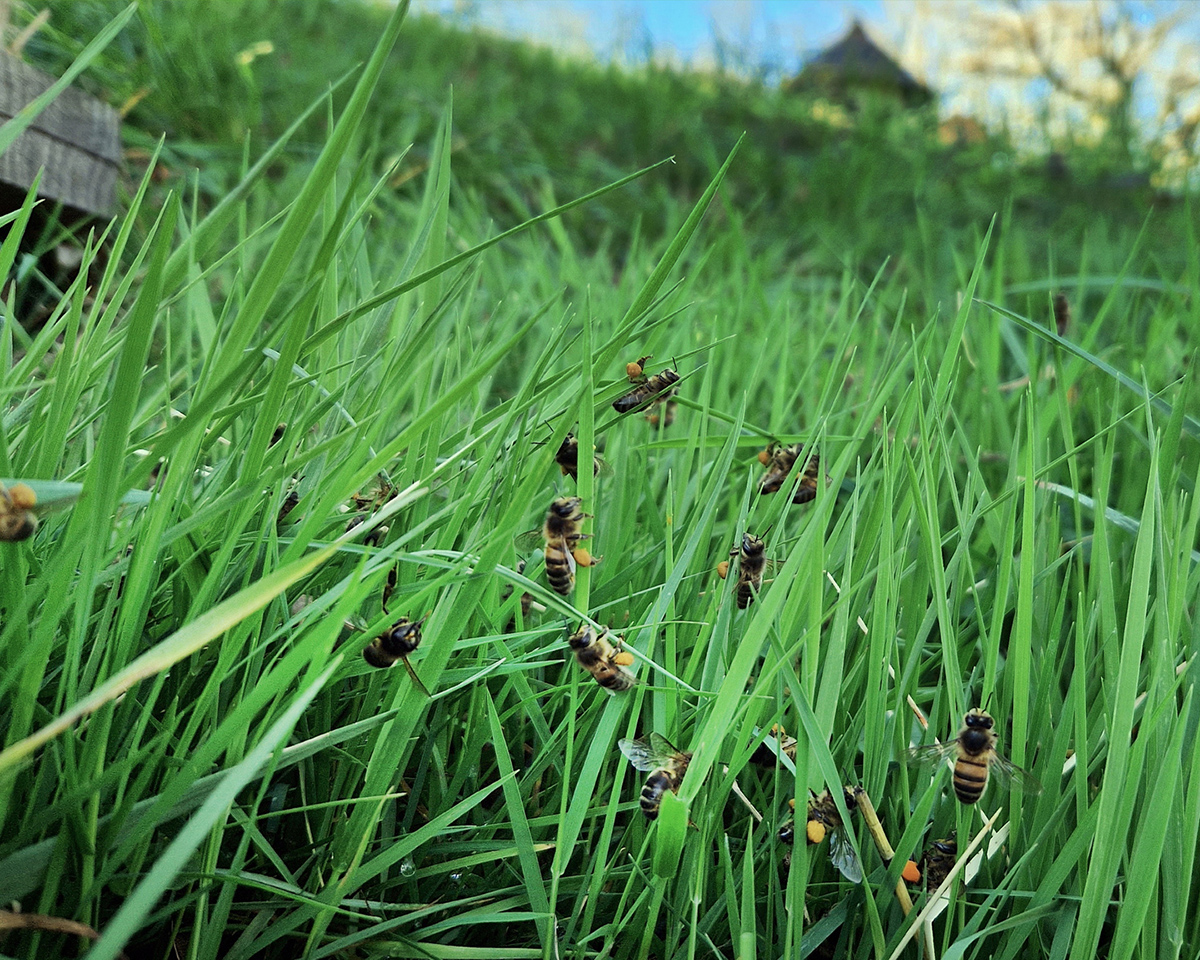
[0,53,119,215]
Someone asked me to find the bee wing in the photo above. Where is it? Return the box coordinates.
[594,455,615,478]
[827,828,863,884]
[515,529,544,551]
[906,741,960,770]
[619,737,663,772]
[988,753,1044,794]
[619,733,681,772]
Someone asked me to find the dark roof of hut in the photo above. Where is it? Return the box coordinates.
[788,21,932,106]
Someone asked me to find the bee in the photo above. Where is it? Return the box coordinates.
[750,725,798,767]
[803,788,863,882]
[645,399,677,429]
[613,368,680,415]
[539,496,598,596]
[0,481,38,541]
[349,477,396,512]
[779,788,862,882]
[920,837,957,891]
[618,732,692,819]
[758,443,824,503]
[567,623,636,691]
[554,433,605,482]
[907,708,1043,805]
[361,567,430,695]
[731,533,767,609]
[626,354,653,380]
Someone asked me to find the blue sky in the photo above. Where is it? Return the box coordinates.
[417,1,887,78]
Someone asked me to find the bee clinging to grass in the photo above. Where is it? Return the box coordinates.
[619,732,692,819]
[758,443,824,504]
[613,364,680,415]
[568,623,636,691]
[359,567,431,696]
[531,496,599,596]
[731,533,768,609]
[907,708,1042,805]
[554,433,606,482]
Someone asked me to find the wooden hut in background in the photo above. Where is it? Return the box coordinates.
[786,21,932,110]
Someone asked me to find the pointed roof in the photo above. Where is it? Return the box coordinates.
[788,21,932,106]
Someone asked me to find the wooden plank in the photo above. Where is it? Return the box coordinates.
[0,53,119,215]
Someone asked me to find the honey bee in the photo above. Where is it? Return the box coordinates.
[731,533,767,609]
[613,368,680,415]
[920,837,957,891]
[750,725,798,767]
[539,496,598,596]
[758,443,824,503]
[361,567,430,695]
[567,623,636,691]
[554,433,605,482]
[618,732,692,819]
[907,708,1042,805]
[0,481,38,541]
[796,788,863,882]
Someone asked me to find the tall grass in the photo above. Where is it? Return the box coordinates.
[0,2,1198,959]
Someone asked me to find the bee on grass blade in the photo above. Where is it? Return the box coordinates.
[360,568,431,696]
[920,838,957,891]
[0,481,39,541]
[517,496,600,596]
[619,732,692,819]
[567,623,636,691]
[907,708,1042,805]
[613,367,680,415]
[758,443,824,504]
[554,433,607,482]
[779,788,862,882]
[731,533,768,609]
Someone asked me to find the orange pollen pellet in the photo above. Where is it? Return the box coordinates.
[902,860,921,883]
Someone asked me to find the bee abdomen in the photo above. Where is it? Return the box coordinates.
[639,770,674,819]
[545,546,575,595]
[952,757,989,804]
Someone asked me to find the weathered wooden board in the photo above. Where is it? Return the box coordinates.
[0,53,119,216]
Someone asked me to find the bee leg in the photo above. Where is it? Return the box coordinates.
[401,656,432,698]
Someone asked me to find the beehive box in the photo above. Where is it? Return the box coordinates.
[0,53,119,216]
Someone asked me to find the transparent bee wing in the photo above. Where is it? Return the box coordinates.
[514,529,544,551]
[618,737,662,772]
[827,828,863,884]
[988,753,1044,794]
[619,733,681,772]
[906,741,960,770]
[647,731,683,757]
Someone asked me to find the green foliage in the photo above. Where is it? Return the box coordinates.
[1,2,1199,959]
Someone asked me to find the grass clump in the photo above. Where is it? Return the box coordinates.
[1,2,1199,959]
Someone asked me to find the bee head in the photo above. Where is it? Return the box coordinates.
[550,496,583,517]
[964,708,994,730]
[741,533,765,554]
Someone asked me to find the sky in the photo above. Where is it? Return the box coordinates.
[415,1,887,80]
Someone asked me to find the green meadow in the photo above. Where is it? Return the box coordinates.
[1,2,1198,958]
